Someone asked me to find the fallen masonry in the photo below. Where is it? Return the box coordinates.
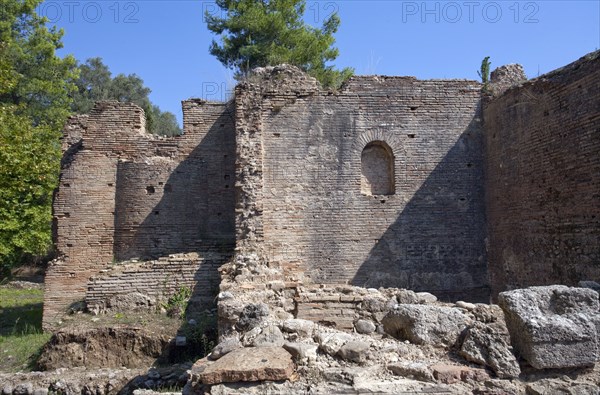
[9,284,600,394]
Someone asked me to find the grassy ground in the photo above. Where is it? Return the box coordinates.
[0,286,51,372]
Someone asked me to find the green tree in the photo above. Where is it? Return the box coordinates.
[206,0,353,88]
[0,0,77,277]
[0,0,78,129]
[71,57,181,136]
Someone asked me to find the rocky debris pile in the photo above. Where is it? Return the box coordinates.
[183,284,600,394]
[7,285,600,394]
[0,365,190,395]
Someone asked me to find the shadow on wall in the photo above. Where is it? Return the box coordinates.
[352,117,490,302]
[113,107,236,261]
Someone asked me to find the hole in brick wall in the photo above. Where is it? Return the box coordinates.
[64,212,70,218]
[67,243,73,247]
[410,106,418,111]
[158,182,164,186]
[220,124,225,127]
[154,211,159,215]
[225,184,229,188]
[217,212,222,216]
[146,186,155,194]
[224,155,228,158]
[407,133,416,138]
[467,163,473,168]
[380,199,386,203]
[63,183,70,187]
[107,183,113,187]
[361,141,395,196]
[164,184,172,193]
[273,133,281,137]
[459,198,466,202]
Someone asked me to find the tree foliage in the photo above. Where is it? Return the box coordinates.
[206,0,353,88]
[71,58,181,136]
[0,0,77,276]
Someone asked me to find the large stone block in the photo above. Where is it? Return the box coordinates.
[498,285,599,369]
[194,347,294,385]
[381,305,470,347]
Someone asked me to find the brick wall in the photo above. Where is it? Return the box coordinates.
[86,252,227,315]
[484,52,600,297]
[44,100,236,328]
[234,67,489,302]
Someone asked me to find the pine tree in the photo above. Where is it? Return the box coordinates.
[206,0,353,88]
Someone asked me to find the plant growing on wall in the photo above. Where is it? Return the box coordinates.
[162,286,192,319]
[205,0,353,88]
[478,56,492,84]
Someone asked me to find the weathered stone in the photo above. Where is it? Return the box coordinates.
[499,285,599,369]
[382,305,471,347]
[456,301,476,310]
[460,321,521,378]
[252,324,284,347]
[396,290,438,305]
[361,297,387,313]
[209,338,242,361]
[387,362,435,382]
[471,304,505,324]
[241,326,263,347]
[396,289,421,304]
[282,342,318,364]
[415,292,438,304]
[315,332,353,356]
[337,341,370,363]
[525,378,600,395]
[281,319,315,338]
[236,304,270,331]
[431,364,489,384]
[354,319,376,334]
[13,383,33,395]
[195,347,294,385]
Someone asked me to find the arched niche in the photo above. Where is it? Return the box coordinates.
[361,141,395,196]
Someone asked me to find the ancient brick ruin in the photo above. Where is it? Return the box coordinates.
[43,51,599,329]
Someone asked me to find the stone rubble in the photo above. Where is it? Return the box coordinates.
[5,285,600,394]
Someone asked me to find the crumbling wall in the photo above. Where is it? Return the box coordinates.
[44,100,236,328]
[229,66,488,302]
[86,252,227,315]
[485,51,600,297]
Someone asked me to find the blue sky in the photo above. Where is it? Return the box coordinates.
[45,0,600,124]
